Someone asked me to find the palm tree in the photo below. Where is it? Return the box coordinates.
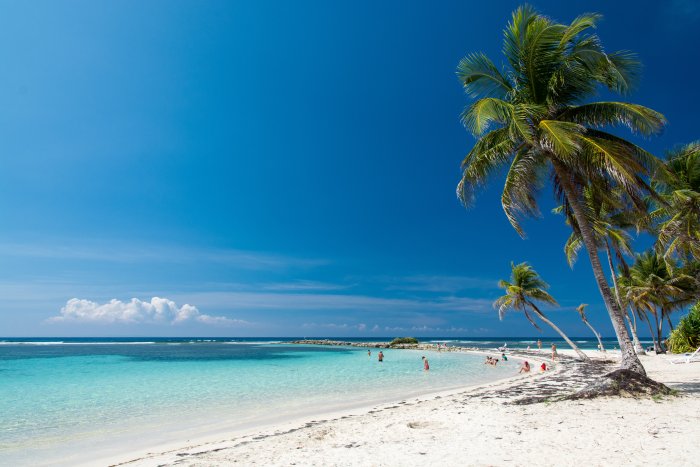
[622,251,694,353]
[554,185,647,354]
[576,304,605,352]
[652,141,700,265]
[494,262,589,361]
[456,6,666,374]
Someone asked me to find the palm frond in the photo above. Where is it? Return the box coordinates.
[559,102,666,136]
[501,148,546,236]
[457,52,513,99]
[461,97,513,135]
[559,12,602,48]
[538,120,583,157]
[564,232,583,267]
[604,51,640,95]
[457,128,516,207]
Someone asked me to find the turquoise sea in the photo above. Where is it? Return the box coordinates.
[0,336,644,465]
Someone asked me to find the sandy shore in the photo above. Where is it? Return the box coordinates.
[110,349,700,467]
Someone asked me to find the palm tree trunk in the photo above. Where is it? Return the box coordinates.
[604,240,646,355]
[625,311,646,355]
[665,313,673,334]
[657,306,666,354]
[647,311,661,354]
[642,311,660,353]
[551,160,645,375]
[527,301,590,361]
[604,240,623,308]
[584,320,605,352]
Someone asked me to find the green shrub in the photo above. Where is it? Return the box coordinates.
[668,302,700,353]
[389,337,419,346]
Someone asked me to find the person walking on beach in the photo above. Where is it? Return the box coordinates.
[551,343,558,360]
[378,350,384,362]
[537,339,542,352]
[422,356,429,371]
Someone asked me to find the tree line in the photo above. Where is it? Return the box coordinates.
[456,5,700,375]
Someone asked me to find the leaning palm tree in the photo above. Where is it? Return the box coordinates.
[456,6,666,374]
[652,141,700,265]
[494,262,589,361]
[554,185,647,354]
[576,304,605,352]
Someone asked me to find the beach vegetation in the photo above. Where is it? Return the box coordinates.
[456,5,665,375]
[667,302,700,354]
[621,251,696,353]
[494,262,590,361]
[390,337,419,346]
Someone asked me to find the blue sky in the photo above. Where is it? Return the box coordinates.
[0,0,698,337]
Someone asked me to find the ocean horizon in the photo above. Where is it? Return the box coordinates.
[0,336,646,348]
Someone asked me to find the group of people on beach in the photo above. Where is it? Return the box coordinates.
[368,344,554,374]
[519,360,548,373]
[484,356,500,366]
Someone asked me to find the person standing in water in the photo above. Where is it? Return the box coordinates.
[551,343,558,360]
[378,350,384,362]
[422,356,429,371]
[537,339,542,352]
[367,349,371,358]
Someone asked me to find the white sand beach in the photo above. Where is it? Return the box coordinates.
[109,349,700,467]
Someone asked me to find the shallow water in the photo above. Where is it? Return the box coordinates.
[0,340,519,466]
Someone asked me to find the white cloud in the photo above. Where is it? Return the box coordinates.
[47,297,247,326]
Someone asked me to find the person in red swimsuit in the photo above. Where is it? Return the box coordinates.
[422,356,430,371]
[541,362,547,371]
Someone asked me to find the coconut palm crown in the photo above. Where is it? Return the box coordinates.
[495,262,557,324]
[456,5,664,234]
[456,5,666,374]
[652,141,700,265]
